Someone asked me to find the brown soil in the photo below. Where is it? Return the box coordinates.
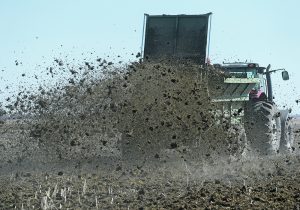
[1,154,300,209]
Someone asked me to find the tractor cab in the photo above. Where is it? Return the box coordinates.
[215,63,264,78]
[211,63,267,102]
[212,62,290,102]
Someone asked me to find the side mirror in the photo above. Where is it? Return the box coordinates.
[282,70,289,80]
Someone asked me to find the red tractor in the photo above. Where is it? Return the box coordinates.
[211,62,293,155]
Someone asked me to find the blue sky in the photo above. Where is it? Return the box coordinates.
[0,0,300,112]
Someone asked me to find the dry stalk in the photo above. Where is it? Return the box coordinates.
[78,190,81,205]
[108,186,113,195]
[41,196,49,210]
[111,197,114,205]
[95,196,98,209]
[60,187,67,203]
[52,184,58,198]
[82,179,87,196]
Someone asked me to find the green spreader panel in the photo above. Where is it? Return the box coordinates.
[211,78,260,102]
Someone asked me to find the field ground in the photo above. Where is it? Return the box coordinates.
[0,120,300,209]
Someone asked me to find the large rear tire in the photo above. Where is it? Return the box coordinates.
[279,109,294,153]
[245,101,281,155]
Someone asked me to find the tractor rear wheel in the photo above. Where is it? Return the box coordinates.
[279,110,294,153]
[245,101,281,155]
